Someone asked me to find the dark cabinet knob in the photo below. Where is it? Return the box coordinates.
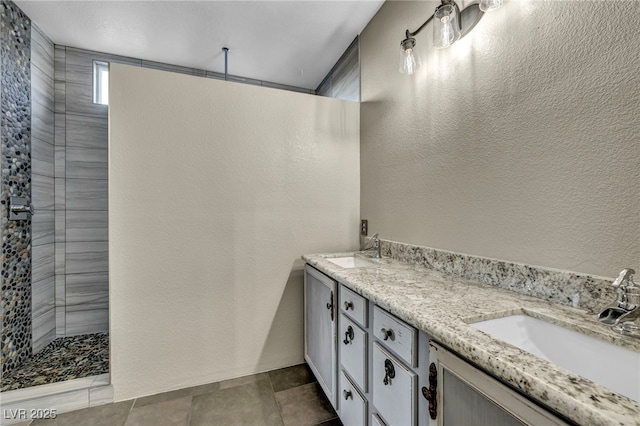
[381,327,394,341]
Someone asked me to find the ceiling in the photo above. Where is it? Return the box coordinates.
[16,0,385,90]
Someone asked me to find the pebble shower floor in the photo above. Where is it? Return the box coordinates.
[0,333,109,392]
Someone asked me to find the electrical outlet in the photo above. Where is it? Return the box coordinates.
[360,219,368,236]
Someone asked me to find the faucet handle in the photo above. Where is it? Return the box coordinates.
[612,268,635,288]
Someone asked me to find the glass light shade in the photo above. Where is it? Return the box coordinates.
[399,47,420,75]
[433,3,461,49]
[399,40,420,75]
[479,0,503,12]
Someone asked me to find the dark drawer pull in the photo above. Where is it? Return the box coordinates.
[343,326,354,345]
[326,291,334,321]
[383,358,396,385]
[421,363,438,420]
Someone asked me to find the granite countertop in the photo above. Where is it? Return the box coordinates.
[302,252,640,426]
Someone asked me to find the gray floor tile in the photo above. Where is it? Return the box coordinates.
[314,417,343,426]
[219,372,270,390]
[125,396,191,426]
[269,363,315,392]
[190,379,283,426]
[274,382,336,426]
[133,382,219,409]
[30,400,133,426]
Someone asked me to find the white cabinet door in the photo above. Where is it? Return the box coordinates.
[372,342,417,426]
[339,371,367,426]
[429,341,569,426]
[305,266,338,409]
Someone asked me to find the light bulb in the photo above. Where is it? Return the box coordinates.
[399,38,420,74]
[433,3,460,49]
[479,0,503,12]
[439,16,454,48]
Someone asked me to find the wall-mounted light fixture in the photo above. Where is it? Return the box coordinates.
[399,0,502,74]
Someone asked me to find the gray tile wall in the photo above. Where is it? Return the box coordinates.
[54,45,66,336]
[31,23,56,353]
[316,37,359,102]
[54,47,133,336]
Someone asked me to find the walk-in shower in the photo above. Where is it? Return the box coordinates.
[1,0,109,400]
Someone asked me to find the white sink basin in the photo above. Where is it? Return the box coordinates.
[471,314,640,402]
[326,256,376,268]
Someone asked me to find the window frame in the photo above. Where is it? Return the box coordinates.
[93,60,109,105]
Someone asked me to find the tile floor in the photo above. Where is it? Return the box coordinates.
[13,364,342,426]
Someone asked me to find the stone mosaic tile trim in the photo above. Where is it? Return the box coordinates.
[380,239,616,314]
[1,0,32,376]
[1,332,109,392]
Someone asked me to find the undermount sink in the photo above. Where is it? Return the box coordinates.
[471,314,640,402]
[326,256,376,268]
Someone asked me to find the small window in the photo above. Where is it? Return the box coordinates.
[93,60,109,105]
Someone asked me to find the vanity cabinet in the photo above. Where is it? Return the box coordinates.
[304,265,338,409]
[305,262,588,426]
[305,266,428,426]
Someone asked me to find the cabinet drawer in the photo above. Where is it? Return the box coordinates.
[340,285,367,327]
[339,315,367,392]
[339,371,367,426]
[373,306,417,367]
[372,343,417,426]
[372,414,386,426]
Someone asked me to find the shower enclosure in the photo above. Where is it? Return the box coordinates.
[1,0,109,396]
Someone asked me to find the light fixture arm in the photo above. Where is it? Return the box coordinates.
[401,0,484,46]
[405,14,434,40]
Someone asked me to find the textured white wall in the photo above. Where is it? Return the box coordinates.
[108,64,360,401]
[360,1,639,277]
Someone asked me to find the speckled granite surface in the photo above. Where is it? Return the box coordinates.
[303,247,640,426]
[380,239,617,315]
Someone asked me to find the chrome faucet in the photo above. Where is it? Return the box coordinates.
[362,233,381,258]
[598,268,640,338]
